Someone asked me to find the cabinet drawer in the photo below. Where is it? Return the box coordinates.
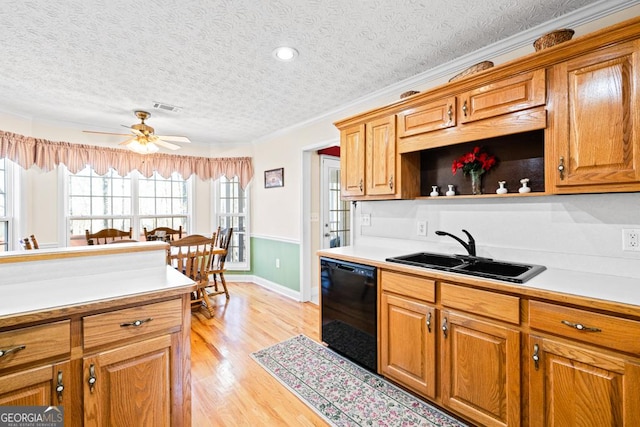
[441,283,520,324]
[397,96,457,138]
[459,69,546,124]
[83,299,182,351]
[381,271,435,302]
[0,321,70,370]
[529,301,640,354]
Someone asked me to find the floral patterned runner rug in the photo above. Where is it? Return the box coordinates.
[251,335,468,427]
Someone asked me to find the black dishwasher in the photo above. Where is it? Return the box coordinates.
[320,257,377,372]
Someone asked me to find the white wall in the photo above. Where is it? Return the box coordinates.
[354,194,640,279]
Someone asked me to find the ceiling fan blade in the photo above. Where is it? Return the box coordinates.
[83,130,131,137]
[152,139,181,150]
[118,137,137,146]
[156,135,191,143]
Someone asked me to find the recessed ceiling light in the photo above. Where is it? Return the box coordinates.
[272,46,299,62]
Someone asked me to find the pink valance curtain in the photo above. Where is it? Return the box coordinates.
[0,130,253,189]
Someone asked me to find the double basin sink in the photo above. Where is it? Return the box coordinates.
[386,252,546,283]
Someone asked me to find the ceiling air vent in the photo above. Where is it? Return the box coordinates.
[152,102,181,113]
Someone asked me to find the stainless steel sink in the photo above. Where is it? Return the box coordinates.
[386,252,546,283]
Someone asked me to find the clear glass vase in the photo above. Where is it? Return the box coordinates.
[469,169,484,195]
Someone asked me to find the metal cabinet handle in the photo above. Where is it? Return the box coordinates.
[0,345,26,358]
[442,317,448,339]
[388,175,394,190]
[120,317,153,328]
[88,364,97,393]
[359,179,363,192]
[56,370,64,402]
[532,344,540,371]
[447,105,453,122]
[462,100,468,117]
[561,320,601,332]
[558,156,565,180]
[426,311,432,333]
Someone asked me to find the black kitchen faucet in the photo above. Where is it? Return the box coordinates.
[435,229,477,257]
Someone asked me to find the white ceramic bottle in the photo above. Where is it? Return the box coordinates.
[445,185,455,196]
[430,186,439,197]
[496,181,507,194]
[519,178,531,193]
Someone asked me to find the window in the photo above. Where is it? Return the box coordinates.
[0,159,9,251]
[138,172,189,233]
[214,176,249,269]
[67,167,191,244]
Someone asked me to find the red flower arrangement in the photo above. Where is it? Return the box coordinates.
[451,146,497,175]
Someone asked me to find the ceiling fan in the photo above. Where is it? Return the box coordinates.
[84,110,191,154]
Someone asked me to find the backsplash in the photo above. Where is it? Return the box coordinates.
[355,193,640,279]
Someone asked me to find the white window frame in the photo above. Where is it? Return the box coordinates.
[212,176,250,270]
[0,158,17,251]
[61,166,193,244]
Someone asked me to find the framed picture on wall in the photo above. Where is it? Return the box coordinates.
[264,168,284,188]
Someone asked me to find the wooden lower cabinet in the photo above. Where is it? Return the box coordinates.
[84,335,174,427]
[0,295,191,427]
[0,362,71,425]
[380,292,436,398]
[528,335,640,426]
[441,310,521,427]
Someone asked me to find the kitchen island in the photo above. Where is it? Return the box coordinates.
[0,242,196,426]
[318,245,640,427]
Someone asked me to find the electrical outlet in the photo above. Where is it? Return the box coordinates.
[275,258,280,268]
[417,220,427,236]
[361,213,371,226]
[622,229,640,251]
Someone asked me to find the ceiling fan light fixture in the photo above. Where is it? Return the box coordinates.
[127,138,159,155]
[272,46,298,62]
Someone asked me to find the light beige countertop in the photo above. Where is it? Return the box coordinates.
[318,245,640,313]
[0,242,195,320]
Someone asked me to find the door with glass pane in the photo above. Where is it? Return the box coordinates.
[321,157,350,250]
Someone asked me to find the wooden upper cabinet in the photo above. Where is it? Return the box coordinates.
[397,96,456,138]
[458,69,546,124]
[365,115,396,196]
[549,40,640,192]
[340,124,366,197]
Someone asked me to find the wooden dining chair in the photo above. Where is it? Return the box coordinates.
[85,228,133,245]
[205,227,233,300]
[168,234,217,316]
[144,226,183,242]
[20,235,39,250]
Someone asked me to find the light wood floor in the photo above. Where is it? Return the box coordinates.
[191,281,328,426]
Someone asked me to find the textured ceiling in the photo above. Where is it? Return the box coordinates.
[0,0,607,146]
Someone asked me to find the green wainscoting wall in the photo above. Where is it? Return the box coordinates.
[226,236,300,292]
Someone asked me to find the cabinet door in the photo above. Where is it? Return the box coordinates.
[340,124,366,197]
[83,335,173,427]
[0,362,70,425]
[528,335,640,426]
[550,40,640,191]
[441,310,521,427]
[365,115,396,196]
[458,69,546,124]
[380,292,436,398]
[397,96,456,138]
